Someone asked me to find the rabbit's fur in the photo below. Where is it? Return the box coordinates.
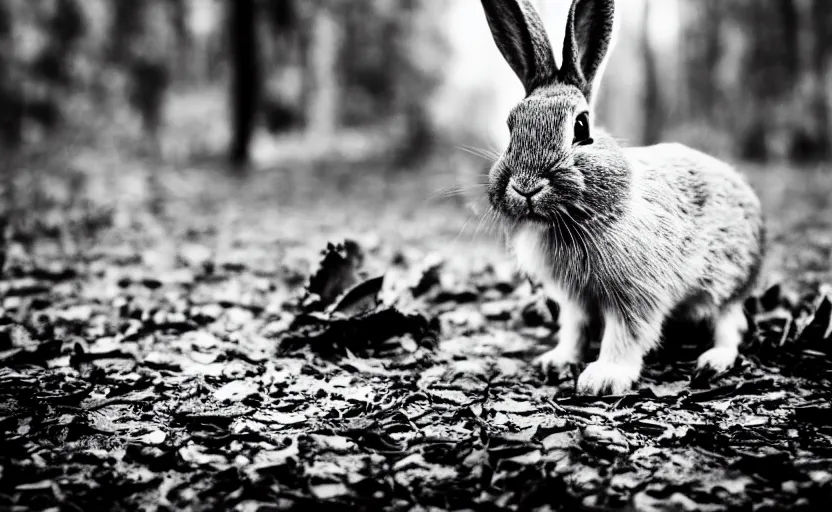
[480,0,765,395]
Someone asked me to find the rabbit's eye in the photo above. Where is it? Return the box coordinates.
[573,112,592,145]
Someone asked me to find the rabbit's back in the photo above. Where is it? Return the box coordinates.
[624,143,765,308]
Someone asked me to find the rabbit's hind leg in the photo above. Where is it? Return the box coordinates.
[696,302,747,374]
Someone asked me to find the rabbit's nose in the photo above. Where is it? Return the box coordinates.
[510,179,544,199]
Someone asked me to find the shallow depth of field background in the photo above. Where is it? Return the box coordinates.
[1,0,832,285]
[3,3,832,510]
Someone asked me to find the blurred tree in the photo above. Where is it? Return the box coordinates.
[110,0,175,150]
[0,0,22,147]
[806,0,832,161]
[0,0,830,168]
[306,1,339,139]
[168,0,191,83]
[680,1,724,129]
[36,0,85,85]
[262,0,306,134]
[739,0,832,161]
[110,2,139,60]
[228,0,260,166]
[0,0,86,148]
[640,0,663,146]
[335,0,445,162]
[676,0,832,162]
[223,0,446,165]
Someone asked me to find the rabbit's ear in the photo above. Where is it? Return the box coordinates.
[480,0,558,93]
[560,0,616,101]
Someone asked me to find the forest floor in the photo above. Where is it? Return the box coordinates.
[2,128,832,511]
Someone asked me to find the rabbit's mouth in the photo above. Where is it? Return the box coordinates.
[498,193,592,230]
[498,180,557,225]
[490,173,588,227]
[501,200,551,225]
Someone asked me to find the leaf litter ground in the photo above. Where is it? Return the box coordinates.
[1,152,832,511]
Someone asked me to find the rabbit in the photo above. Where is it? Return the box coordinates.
[478,0,765,395]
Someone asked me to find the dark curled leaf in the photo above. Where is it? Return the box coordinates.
[731,450,800,482]
[287,311,331,332]
[30,265,77,281]
[0,347,24,363]
[777,316,794,347]
[509,472,576,511]
[39,383,95,405]
[793,405,832,426]
[486,437,539,461]
[280,308,435,358]
[432,289,479,304]
[521,296,556,327]
[684,378,780,403]
[411,258,442,298]
[690,360,736,389]
[304,240,364,311]
[760,283,784,311]
[745,295,762,316]
[329,275,383,317]
[0,279,50,297]
[421,438,476,465]
[796,295,832,352]
[0,323,37,350]
[141,278,163,290]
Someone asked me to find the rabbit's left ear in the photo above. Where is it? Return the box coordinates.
[480,0,558,94]
[560,0,617,102]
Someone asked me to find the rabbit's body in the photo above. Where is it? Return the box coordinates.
[479,0,765,394]
[511,144,763,322]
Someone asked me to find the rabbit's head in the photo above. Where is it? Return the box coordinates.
[482,0,628,228]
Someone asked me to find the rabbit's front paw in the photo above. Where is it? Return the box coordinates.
[577,361,640,395]
[534,345,580,374]
[696,347,739,374]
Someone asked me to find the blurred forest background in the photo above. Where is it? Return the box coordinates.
[1,0,831,167]
[5,5,832,509]
[2,0,832,291]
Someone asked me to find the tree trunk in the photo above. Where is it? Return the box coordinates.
[809,0,832,160]
[640,0,662,146]
[679,0,722,123]
[167,0,190,83]
[779,0,800,76]
[305,5,339,141]
[229,0,260,167]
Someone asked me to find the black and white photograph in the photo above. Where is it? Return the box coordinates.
[1,0,832,510]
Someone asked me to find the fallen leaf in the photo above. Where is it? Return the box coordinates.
[137,430,167,445]
[214,380,259,402]
[305,241,364,310]
[328,275,383,317]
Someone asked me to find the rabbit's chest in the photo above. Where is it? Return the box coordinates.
[511,226,550,281]
[510,225,590,289]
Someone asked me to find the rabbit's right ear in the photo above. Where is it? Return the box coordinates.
[480,0,558,93]
[560,0,616,101]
